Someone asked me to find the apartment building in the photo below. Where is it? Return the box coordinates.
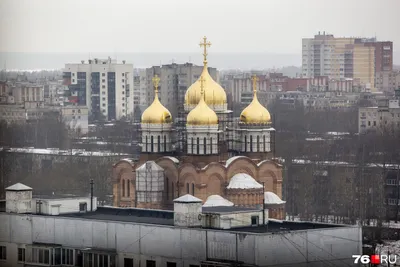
[63,58,133,121]
[375,71,400,93]
[302,32,393,91]
[358,99,400,133]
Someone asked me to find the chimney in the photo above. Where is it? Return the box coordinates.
[122,60,126,64]
[5,183,33,214]
[173,194,203,227]
[81,60,85,64]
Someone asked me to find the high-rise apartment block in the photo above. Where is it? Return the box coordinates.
[63,58,133,121]
[302,32,393,91]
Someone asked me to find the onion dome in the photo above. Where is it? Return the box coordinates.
[141,75,172,124]
[187,76,218,125]
[184,36,227,107]
[240,75,271,124]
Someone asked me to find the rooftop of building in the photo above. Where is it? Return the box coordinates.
[46,206,347,234]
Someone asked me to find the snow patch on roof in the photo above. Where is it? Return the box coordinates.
[121,158,135,164]
[173,194,203,203]
[225,156,248,167]
[162,156,179,163]
[6,183,32,191]
[227,173,263,189]
[264,191,286,205]
[203,195,234,207]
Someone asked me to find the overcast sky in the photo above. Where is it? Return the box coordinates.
[0,0,399,54]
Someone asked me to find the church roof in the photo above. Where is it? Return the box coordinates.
[173,194,203,203]
[225,156,248,167]
[137,161,163,171]
[203,195,234,207]
[6,183,32,191]
[227,173,263,189]
[264,191,286,205]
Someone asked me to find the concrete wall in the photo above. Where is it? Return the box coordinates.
[0,213,362,267]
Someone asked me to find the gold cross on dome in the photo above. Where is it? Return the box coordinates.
[251,75,259,94]
[199,36,212,64]
[152,75,160,93]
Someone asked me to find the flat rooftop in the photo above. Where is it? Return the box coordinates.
[58,207,345,233]
[202,206,259,213]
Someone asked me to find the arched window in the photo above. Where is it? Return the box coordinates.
[122,180,125,197]
[204,137,207,154]
[197,137,200,154]
[244,135,247,151]
[164,135,167,152]
[145,136,148,152]
[151,136,154,152]
[257,135,260,152]
[210,137,213,154]
[186,183,189,193]
[171,182,174,199]
[263,135,266,152]
[166,177,169,200]
[191,138,194,154]
[127,180,130,197]
[192,183,195,196]
[250,135,253,152]
[157,135,160,152]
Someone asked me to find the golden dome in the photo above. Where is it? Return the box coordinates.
[184,36,227,107]
[240,75,271,124]
[141,75,172,124]
[187,76,218,125]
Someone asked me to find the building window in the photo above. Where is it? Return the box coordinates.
[0,246,7,260]
[122,73,125,77]
[263,135,266,152]
[203,137,207,154]
[171,182,174,199]
[191,137,194,154]
[197,137,200,154]
[122,180,125,197]
[151,136,154,152]
[102,85,105,89]
[210,137,213,154]
[167,262,176,267]
[102,79,105,83]
[192,183,195,196]
[257,135,260,152]
[145,136,148,152]
[79,203,87,212]
[245,135,247,151]
[250,135,253,152]
[251,216,259,226]
[61,248,74,265]
[186,183,189,194]
[127,180,130,197]
[102,73,105,77]
[18,248,25,262]
[157,135,161,152]
[122,79,125,83]
[124,258,134,267]
[166,177,169,200]
[31,248,50,264]
[164,135,167,152]
[146,260,156,267]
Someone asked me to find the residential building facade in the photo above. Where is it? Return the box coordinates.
[358,99,400,133]
[63,58,133,121]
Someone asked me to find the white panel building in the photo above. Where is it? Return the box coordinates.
[63,58,133,121]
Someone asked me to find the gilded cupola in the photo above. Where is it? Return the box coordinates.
[187,76,218,125]
[141,75,172,124]
[240,75,271,124]
[184,36,227,107]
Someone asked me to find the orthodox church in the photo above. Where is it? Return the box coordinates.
[112,37,285,219]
